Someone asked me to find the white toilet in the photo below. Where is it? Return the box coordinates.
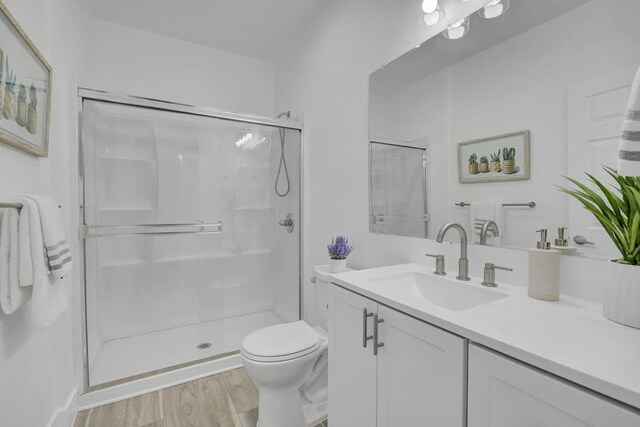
[241,265,346,427]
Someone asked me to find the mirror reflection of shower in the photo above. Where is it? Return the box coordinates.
[275,111,291,197]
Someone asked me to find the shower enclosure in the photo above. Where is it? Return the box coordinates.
[79,90,302,389]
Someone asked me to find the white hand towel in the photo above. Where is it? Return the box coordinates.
[469,201,504,244]
[618,65,640,177]
[18,199,34,287]
[27,195,72,279]
[19,197,69,328]
[0,208,30,315]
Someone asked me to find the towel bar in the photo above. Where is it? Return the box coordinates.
[455,201,536,208]
[0,201,62,209]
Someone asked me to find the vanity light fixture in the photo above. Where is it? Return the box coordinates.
[443,17,470,40]
[422,0,445,26]
[478,0,510,19]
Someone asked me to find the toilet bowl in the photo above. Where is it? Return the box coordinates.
[241,320,328,427]
[241,265,352,427]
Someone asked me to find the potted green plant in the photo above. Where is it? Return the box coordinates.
[559,166,640,328]
[479,155,489,173]
[502,147,516,174]
[27,83,37,134]
[490,150,501,172]
[3,60,16,121]
[16,83,27,127]
[468,153,479,175]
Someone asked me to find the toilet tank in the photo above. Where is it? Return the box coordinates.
[312,265,354,331]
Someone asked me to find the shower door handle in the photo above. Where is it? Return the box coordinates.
[82,222,223,238]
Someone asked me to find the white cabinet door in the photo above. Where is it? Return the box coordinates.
[376,305,466,427]
[468,344,640,427]
[328,284,378,427]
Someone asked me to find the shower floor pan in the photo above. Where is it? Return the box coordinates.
[89,310,284,386]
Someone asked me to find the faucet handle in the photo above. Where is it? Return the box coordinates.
[425,253,446,276]
[481,262,513,287]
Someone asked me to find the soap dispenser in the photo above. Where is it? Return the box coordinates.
[550,227,577,255]
[528,229,560,301]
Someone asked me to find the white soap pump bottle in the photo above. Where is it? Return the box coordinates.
[550,227,578,255]
[528,229,561,301]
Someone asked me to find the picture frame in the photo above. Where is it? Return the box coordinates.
[457,130,530,184]
[0,1,52,157]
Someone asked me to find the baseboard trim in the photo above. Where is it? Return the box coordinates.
[78,353,242,410]
[47,388,78,427]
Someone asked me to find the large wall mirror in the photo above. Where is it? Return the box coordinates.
[368,0,640,259]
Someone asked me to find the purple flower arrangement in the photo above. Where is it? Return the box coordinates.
[327,236,354,260]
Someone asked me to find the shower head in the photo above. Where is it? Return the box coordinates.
[276,111,291,119]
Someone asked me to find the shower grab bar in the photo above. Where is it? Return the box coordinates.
[81,222,223,238]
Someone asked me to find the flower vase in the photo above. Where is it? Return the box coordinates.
[330,258,348,273]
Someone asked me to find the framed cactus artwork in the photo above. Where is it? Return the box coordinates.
[457,130,530,183]
[0,1,52,157]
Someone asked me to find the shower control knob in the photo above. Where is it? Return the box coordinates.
[278,213,295,233]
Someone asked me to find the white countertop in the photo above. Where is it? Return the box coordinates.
[329,263,640,410]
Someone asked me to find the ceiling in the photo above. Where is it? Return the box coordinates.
[90,0,327,61]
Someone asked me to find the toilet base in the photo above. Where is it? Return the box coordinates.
[256,385,328,427]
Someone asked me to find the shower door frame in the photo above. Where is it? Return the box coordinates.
[77,88,304,397]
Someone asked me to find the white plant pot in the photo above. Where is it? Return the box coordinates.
[329,259,348,273]
[603,261,640,329]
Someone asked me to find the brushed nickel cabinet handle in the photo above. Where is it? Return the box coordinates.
[362,308,374,348]
[373,313,385,356]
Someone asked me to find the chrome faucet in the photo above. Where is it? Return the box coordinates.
[480,220,500,245]
[436,222,470,281]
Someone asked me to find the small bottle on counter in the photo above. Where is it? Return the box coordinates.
[550,227,577,256]
[528,229,560,301]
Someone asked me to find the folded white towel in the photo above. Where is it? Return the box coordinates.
[469,201,504,244]
[0,208,30,315]
[19,197,68,328]
[618,65,640,177]
[27,195,72,279]
[18,199,34,287]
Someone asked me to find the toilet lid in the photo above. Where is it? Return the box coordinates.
[242,321,320,360]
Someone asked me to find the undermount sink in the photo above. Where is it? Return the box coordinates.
[363,271,508,311]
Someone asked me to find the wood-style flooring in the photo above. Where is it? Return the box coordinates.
[74,368,328,427]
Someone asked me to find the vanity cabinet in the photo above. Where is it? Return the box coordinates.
[328,284,466,427]
[467,344,640,427]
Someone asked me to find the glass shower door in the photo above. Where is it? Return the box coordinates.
[81,99,301,387]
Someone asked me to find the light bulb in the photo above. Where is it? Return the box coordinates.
[422,0,438,14]
[423,8,445,26]
[443,18,470,40]
[478,0,509,19]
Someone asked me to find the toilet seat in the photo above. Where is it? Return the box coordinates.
[241,321,321,363]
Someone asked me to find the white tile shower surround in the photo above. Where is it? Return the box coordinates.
[90,310,283,385]
[331,264,640,410]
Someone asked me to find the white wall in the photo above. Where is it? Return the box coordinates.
[374,0,640,248]
[89,19,276,117]
[0,0,90,426]
[274,0,621,326]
